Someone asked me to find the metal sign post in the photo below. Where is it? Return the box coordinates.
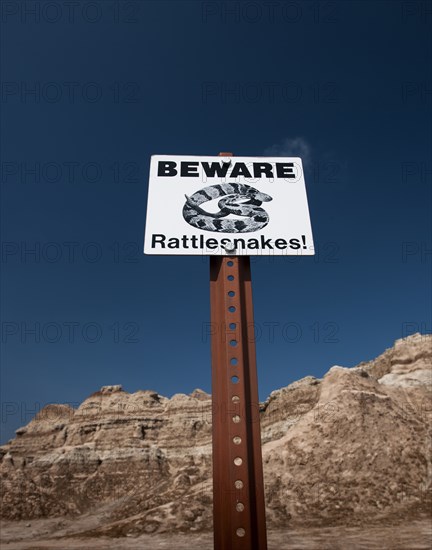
[210,153,268,549]
[144,149,314,548]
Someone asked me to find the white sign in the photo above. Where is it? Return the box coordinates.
[144,155,314,256]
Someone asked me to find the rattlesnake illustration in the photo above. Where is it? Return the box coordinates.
[183,183,273,233]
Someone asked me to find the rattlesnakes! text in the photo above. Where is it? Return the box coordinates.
[151,234,306,251]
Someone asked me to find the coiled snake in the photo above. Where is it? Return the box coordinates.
[183,183,273,233]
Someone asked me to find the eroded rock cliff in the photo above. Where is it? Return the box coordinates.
[1,333,430,535]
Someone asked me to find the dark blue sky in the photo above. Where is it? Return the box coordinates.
[1,1,431,443]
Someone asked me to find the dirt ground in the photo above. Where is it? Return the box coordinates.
[1,520,431,550]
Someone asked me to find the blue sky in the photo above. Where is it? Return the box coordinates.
[1,1,431,443]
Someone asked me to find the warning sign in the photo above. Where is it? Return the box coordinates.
[144,155,314,256]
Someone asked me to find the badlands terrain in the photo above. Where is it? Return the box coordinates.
[1,333,431,549]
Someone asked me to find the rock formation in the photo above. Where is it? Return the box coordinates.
[1,333,430,536]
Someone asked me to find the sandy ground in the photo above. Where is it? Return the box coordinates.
[1,520,431,550]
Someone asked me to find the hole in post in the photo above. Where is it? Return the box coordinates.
[233,436,241,445]
[234,457,242,466]
[232,395,240,403]
[228,306,236,313]
[231,376,239,384]
[228,291,235,297]
[229,323,236,330]
[227,261,234,266]
[227,275,234,281]
[232,415,241,424]
[234,480,243,489]
[236,502,245,512]
[236,528,246,537]
[230,358,238,365]
[229,340,237,347]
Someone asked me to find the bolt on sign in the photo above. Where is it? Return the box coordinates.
[144,155,314,256]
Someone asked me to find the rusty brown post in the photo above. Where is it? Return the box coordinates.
[210,153,268,550]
